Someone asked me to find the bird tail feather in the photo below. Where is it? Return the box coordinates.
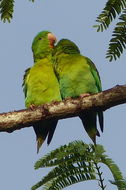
[33,119,58,153]
[98,111,104,132]
[79,111,99,144]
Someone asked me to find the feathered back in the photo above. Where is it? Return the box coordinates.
[54,39,80,56]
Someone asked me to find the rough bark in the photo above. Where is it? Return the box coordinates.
[0,85,126,133]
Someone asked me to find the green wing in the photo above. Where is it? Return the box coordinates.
[85,57,103,132]
[22,68,31,98]
[85,57,102,92]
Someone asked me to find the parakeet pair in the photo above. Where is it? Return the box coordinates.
[22,30,103,153]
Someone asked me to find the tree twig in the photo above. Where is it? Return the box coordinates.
[94,163,106,190]
[0,85,126,133]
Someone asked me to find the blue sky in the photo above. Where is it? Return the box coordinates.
[0,0,126,189]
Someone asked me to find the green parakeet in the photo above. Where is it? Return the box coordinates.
[22,31,62,153]
[53,39,103,144]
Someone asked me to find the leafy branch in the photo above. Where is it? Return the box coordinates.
[94,0,126,61]
[0,0,14,22]
[94,0,126,32]
[0,0,35,22]
[31,141,126,190]
[106,8,126,61]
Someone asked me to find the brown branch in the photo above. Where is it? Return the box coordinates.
[0,85,126,133]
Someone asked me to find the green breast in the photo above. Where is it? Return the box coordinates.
[25,59,61,107]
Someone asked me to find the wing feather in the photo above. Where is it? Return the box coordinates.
[22,68,31,97]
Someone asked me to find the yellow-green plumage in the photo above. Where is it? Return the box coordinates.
[22,31,61,153]
[53,39,103,143]
[25,59,61,107]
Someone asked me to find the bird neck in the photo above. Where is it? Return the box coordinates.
[33,48,52,62]
[33,53,52,63]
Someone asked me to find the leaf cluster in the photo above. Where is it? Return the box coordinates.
[0,0,35,22]
[94,0,126,61]
[0,0,14,22]
[31,141,126,190]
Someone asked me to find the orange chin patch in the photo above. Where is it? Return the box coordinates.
[48,33,57,48]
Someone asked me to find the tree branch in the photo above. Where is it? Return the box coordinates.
[0,85,126,133]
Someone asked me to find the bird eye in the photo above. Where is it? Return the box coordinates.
[38,37,43,40]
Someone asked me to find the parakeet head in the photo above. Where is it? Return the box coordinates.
[32,30,57,61]
[53,39,80,56]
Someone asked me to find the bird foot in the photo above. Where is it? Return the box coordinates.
[80,93,90,98]
[51,100,59,104]
[65,97,72,101]
[29,104,36,110]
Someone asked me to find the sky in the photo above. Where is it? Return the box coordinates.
[0,0,126,189]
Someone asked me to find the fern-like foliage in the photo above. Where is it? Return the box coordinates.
[32,141,126,190]
[109,179,126,189]
[0,0,35,22]
[95,145,126,190]
[34,141,90,169]
[106,8,126,61]
[0,0,14,22]
[32,163,96,190]
[94,0,126,61]
[94,0,126,32]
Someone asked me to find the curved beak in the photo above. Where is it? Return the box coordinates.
[48,33,57,48]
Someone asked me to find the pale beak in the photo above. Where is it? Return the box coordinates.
[48,33,57,48]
